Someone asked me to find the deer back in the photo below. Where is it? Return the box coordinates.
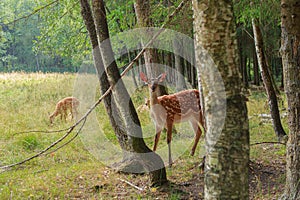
[157,89,200,121]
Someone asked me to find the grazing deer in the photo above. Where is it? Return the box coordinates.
[49,97,80,124]
[137,98,150,112]
[140,72,205,166]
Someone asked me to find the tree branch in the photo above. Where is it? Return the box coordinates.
[118,178,144,191]
[43,117,87,156]
[250,141,286,146]
[1,124,79,171]
[13,127,72,137]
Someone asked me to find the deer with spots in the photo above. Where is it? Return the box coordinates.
[140,72,205,166]
[49,97,80,125]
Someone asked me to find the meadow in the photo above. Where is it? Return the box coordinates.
[0,72,287,199]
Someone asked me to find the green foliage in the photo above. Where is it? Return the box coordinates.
[106,0,136,33]
[151,0,193,36]
[234,0,282,84]
[35,0,88,64]
[20,135,40,151]
[0,0,39,68]
[0,0,80,72]
[234,0,280,26]
[0,0,196,73]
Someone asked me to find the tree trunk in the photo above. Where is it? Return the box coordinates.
[134,0,155,76]
[91,0,167,186]
[128,51,138,88]
[241,52,249,88]
[79,0,128,153]
[280,0,300,199]
[134,0,167,95]
[253,44,260,85]
[265,53,281,95]
[173,38,186,91]
[35,54,40,72]
[252,18,287,140]
[238,28,249,88]
[193,0,249,199]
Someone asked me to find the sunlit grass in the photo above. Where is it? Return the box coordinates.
[0,72,287,199]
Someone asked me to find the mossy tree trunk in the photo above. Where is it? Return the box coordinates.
[193,0,249,199]
[280,0,300,199]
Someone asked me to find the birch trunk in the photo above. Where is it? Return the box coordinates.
[193,0,249,199]
[253,45,260,86]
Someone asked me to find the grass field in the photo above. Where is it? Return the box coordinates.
[0,72,287,199]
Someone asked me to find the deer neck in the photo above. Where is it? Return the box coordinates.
[150,91,159,105]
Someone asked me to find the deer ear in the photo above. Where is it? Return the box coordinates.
[140,72,148,83]
[158,73,167,82]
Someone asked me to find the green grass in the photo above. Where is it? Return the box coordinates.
[0,72,287,199]
[247,91,287,164]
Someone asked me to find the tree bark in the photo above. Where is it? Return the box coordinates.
[280,0,300,199]
[253,44,260,85]
[173,38,187,91]
[252,18,287,140]
[134,0,155,76]
[238,28,249,88]
[79,0,128,152]
[91,0,167,186]
[193,0,249,199]
[134,0,168,95]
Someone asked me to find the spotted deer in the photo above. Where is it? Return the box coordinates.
[140,72,205,166]
[49,97,80,124]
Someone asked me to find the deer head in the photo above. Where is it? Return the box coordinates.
[140,72,166,93]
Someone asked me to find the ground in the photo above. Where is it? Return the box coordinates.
[59,152,285,200]
[0,73,288,199]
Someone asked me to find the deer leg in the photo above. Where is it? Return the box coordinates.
[71,109,76,120]
[70,106,78,120]
[153,125,163,151]
[50,115,54,125]
[70,109,74,120]
[62,109,67,122]
[190,120,202,156]
[72,108,78,120]
[166,120,173,167]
